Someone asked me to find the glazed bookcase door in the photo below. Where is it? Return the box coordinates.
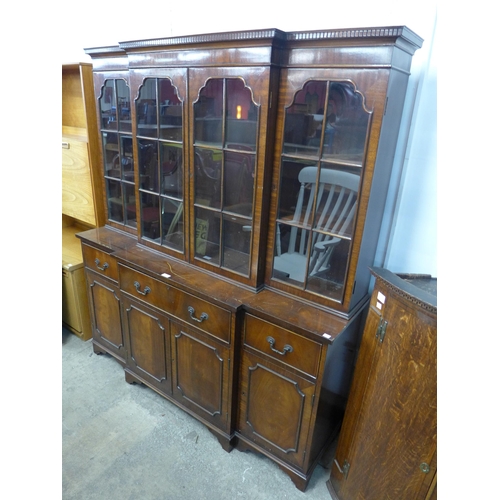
[188,67,275,288]
[98,77,136,230]
[270,78,370,306]
[265,67,395,313]
[132,71,187,255]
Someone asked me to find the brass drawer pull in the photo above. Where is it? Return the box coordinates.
[134,281,151,296]
[266,336,294,356]
[94,258,109,271]
[187,306,208,323]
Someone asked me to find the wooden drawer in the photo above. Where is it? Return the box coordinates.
[82,244,119,282]
[243,314,322,377]
[119,264,231,343]
[119,264,173,313]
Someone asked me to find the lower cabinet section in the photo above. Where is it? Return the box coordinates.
[78,230,363,492]
[235,314,350,491]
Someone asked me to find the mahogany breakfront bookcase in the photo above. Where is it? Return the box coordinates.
[77,27,422,491]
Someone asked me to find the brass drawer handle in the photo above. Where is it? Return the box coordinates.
[266,336,293,356]
[187,306,208,323]
[94,258,109,271]
[134,281,151,296]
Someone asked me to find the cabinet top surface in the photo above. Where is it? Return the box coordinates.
[371,267,437,311]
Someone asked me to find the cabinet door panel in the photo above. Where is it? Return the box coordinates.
[122,297,171,395]
[238,350,315,468]
[171,322,230,431]
[333,292,437,499]
[87,271,124,361]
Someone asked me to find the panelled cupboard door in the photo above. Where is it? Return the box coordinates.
[171,322,231,434]
[329,286,437,500]
[86,269,125,363]
[237,349,315,470]
[121,295,171,396]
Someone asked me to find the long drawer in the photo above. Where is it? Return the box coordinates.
[243,314,322,378]
[119,264,231,343]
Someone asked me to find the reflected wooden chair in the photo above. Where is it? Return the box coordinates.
[274,166,359,283]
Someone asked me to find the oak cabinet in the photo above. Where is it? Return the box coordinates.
[78,27,423,492]
[326,268,437,500]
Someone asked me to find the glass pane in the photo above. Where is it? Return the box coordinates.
[100,80,117,130]
[306,239,350,300]
[283,81,326,157]
[106,179,123,222]
[138,139,158,192]
[194,207,220,265]
[160,143,182,198]
[322,83,369,164]
[161,198,184,252]
[225,79,257,151]
[159,79,182,141]
[222,214,251,275]
[123,183,137,228]
[272,222,312,285]
[102,132,120,178]
[141,192,160,241]
[116,79,132,133]
[136,78,157,138]
[194,79,223,146]
[121,136,134,182]
[194,147,222,209]
[277,158,317,225]
[312,164,359,239]
[223,151,255,216]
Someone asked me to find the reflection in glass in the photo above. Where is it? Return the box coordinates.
[136,79,157,138]
[194,147,221,209]
[141,192,160,241]
[102,132,120,178]
[194,207,221,266]
[138,139,158,191]
[222,214,251,275]
[100,80,117,130]
[225,79,257,151]
[161,144,182,198]
[123,183,137,228]
[273,81,368,302]
[194,78,223,146]
[162,198,183,252]
[223,151,255,216]
[106,179,123,222]
[120,136,134,182]
[117,79,131,133]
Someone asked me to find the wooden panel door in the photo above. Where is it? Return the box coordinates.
[329,291,437,499]
[237,349,316,471]
[122,296,171,396]
[86,269,125,364]
[171,322,231,434]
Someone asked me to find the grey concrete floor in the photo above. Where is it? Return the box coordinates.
[62,327,336,500]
